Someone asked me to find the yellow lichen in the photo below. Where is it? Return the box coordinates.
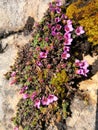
[66,0,98,46]
[50,69,68,86]
[50,70,68,97]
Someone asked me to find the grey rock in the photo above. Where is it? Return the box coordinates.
[0,0,65,34]
[66,96,96,130]
[47,125,58,130]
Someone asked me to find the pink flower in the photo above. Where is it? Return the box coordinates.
[41,96,50,106]
[51,26,56,31]
[33,22,39,28]
[36,46,40,51]
[48,94,58,103]
[76,69,84,75]
[61,14,67,19]
[64,33,73,45]
[64,24,74,33]
[36,61,42,66]
[75,59,89,77]
[64,38,73,45]
[63,46,70,52]
[19,89,24,94]
[56,32,63,40]
[56,0,62,6]
[14,126,19,130]
[56,32,62,37]
[23,94,29,99]
[75,26,85,36]
[11,71,16,77]
[80,60,89,69]
[56,7,61,13]
[51,31,56,36]
[48,24,52,29]
[75,59,81,67]
[61,52,70,60]
[30,91,37,100]
[83,68,89,76]
[76,68,89,77]
[19,86,28,94]
[40,51,48,58]
[75,59,89,69]
[49,3,55,12]
[58,35,63,40]
[34,99,41,109]
[10,79,17,85]
[51,26,56,36]
[64,33,71,39]
[67,20,72,25]
[45,37,49,42]
[55,17,61,23]
[56,24,62,31]
[84,69,89,76]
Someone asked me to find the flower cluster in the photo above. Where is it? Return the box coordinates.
[75,26,85,36]
[33,0,86,66]
[49,0,62,13]
[39,51,48,59]
[75,59,89,76]
[22,91,37,100]
[22,91,58,109]
[38,7,85,61]
[19,86,28,94]
[34,94,58,109]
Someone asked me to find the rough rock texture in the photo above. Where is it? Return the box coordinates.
[0,0,49,33]
[0,33,32,130]
[1,32,32,47]
[0,0,65,34]
[66,96,96,130]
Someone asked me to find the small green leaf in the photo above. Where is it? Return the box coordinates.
[62,102,69,119]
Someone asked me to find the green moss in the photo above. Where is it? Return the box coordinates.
[62,102,69,119]
[24,126,30,130]
[31,117,38,127]
[50,70,68,96]
[66,0,98,46]
[51,70,68,86]
[43,69,49,79]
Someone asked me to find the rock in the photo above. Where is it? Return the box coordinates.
[83,55,98,65]
[0,0,65,34]
[79,73,98,104]
[47,124,58,130]
[1,32,32,47]
[66,96,96,130]
[0,44,19,130]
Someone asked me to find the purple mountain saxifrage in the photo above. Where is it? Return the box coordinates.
[5,0,90,130]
